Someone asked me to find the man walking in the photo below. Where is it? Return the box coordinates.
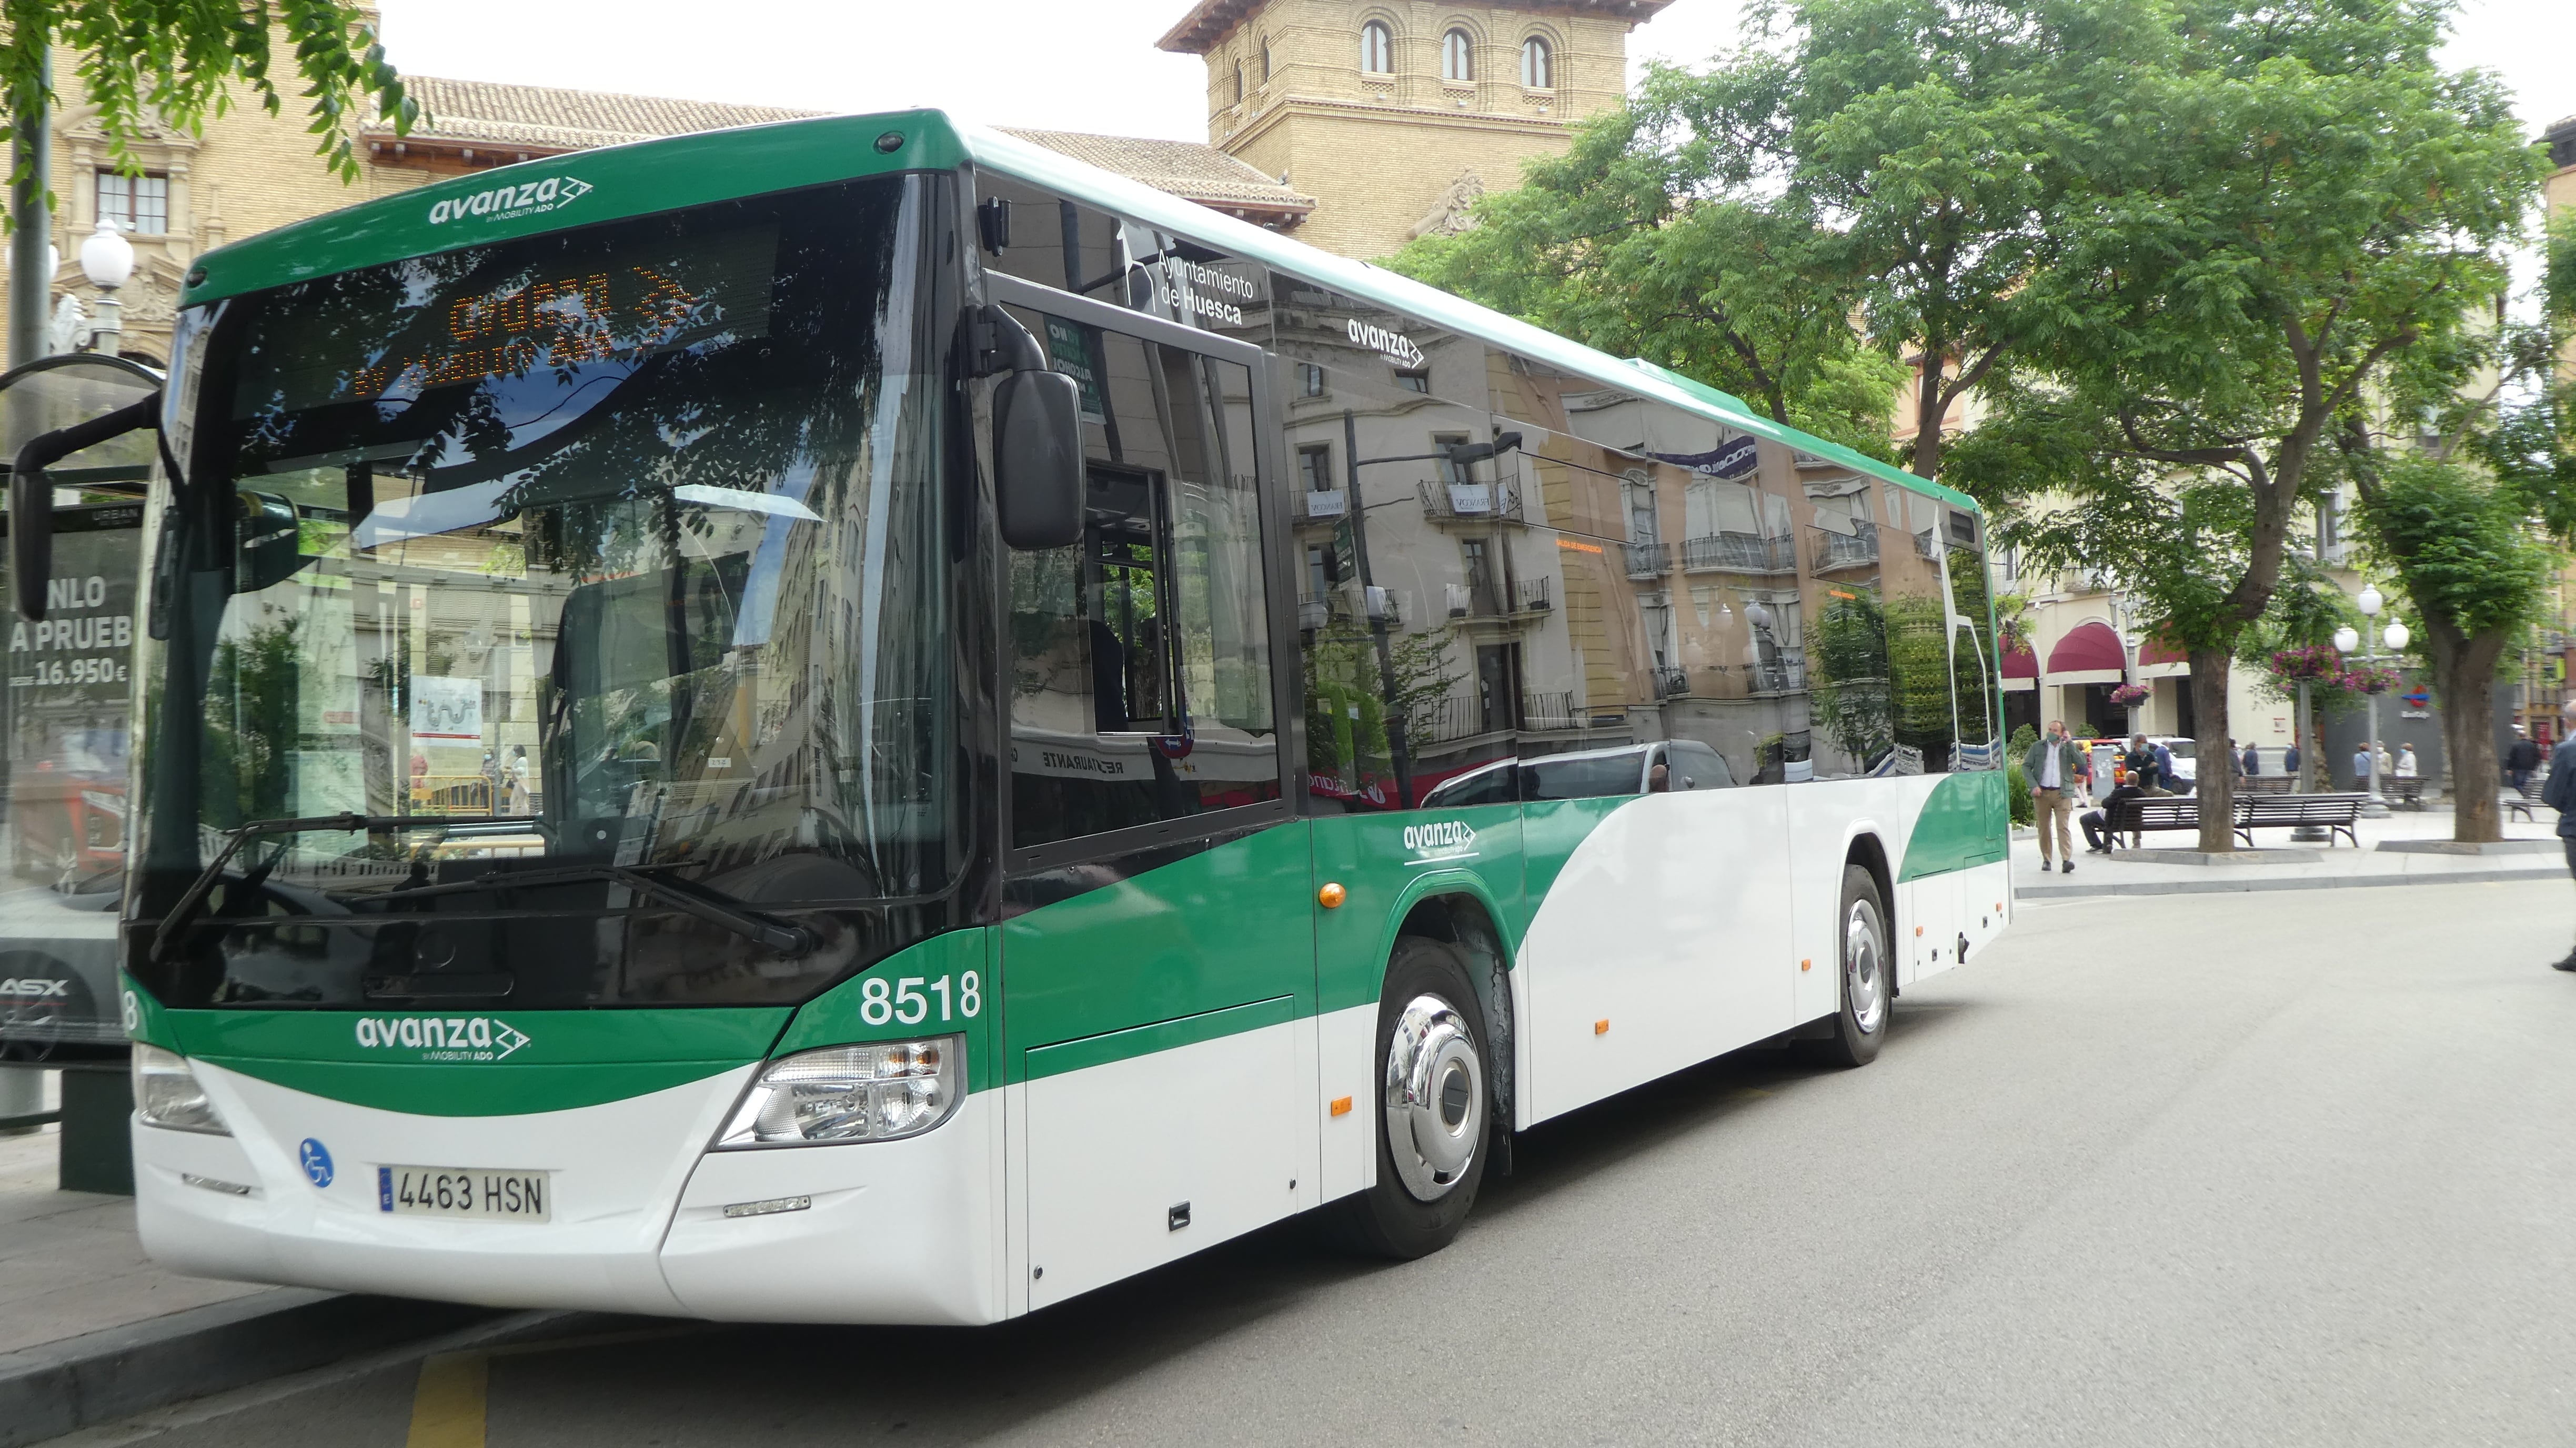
[2507,727,2540,795]
[2026,719,2081,874]
[2352,743,2371,791]
[2241,740,2260,777]
[2542,699,2576,971]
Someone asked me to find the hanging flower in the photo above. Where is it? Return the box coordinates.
[2267,643,2346,683]
[2109,682,2151,706]
[2342,665,2403,695]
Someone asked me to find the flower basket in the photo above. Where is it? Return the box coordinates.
[2108,683,2150,707]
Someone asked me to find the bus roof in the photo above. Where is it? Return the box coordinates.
[183,108,1975,515]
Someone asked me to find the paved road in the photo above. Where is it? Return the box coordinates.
[61,880,2576,1447]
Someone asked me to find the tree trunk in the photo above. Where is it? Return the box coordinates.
[2189,648,2234,853]
[2421,619,2507,844]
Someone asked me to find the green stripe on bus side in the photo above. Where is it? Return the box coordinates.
[1023,996,1296,1082]
[1311,801,1531,1015]
[183,112,970,305]
[200,1059,743,1118]
[1898,770,2011,881]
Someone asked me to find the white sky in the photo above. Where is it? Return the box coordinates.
[374,0,2576,143]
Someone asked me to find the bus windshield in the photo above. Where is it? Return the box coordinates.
[131,175,958,1009]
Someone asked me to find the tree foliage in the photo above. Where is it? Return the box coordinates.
[1,1,419,198]
[1947,0,2538,847]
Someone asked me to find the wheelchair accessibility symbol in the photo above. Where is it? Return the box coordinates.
[299,1138,334,1189]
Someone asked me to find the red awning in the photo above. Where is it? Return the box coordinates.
[2002,641,2038,679]
[2046,620,2127,683]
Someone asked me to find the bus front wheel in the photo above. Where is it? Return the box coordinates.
[1804,864,1889,1069]
[1326,936,1492,1260]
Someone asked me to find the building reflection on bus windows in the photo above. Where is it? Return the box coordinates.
[1005,320,1278,852]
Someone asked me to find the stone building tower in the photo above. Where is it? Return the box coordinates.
[1159,1,1670,260]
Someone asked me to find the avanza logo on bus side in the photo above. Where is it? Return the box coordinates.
[354,1015,531,1063]
[427,176,594,227]
[1403,819,1477,862]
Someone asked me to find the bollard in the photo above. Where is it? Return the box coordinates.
[58,1062,133,1195]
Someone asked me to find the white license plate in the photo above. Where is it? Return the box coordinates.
[377,1165,551,1222]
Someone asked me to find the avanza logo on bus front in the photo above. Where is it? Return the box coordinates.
[428,176,593,227]
[354,1015,532,1062]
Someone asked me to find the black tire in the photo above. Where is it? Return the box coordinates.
[1324,935,1493,1260]
[1802,864,1890,1069]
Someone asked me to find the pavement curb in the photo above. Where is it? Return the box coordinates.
[2016,864,2562,900]
[0,1288,496,1448]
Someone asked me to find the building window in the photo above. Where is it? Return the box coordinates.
[1262,38,1274,83]
[1395,368,1430,394]
[1361,21,1394,75]
[1521,36,1552,88]
[97,171,167,235]
[1299,444,1335,496]
[1234,61,1246,105]
[1443,29,1473,82]
[1298,362,1326,397]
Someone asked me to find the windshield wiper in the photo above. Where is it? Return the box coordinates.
[368,863,817,957]
[149,813,534,965]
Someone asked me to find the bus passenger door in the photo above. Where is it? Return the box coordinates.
[987,279,1312,1311]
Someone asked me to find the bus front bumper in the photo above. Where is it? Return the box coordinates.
[132,1060,1003,1325]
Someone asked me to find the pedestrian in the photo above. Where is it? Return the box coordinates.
[2352,744,2371,790]
[2507,727,2540,795]
[2241,740,2260,777]
[2378,742,2394,779]
[2025,719,2082,874]
[2082,773,2153,853]
[2283,740,2302,787]
[2394,744,2417,779]
[2542,699,2576,971]
[506,744,531,815]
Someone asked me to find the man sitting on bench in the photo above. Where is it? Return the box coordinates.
[2083,776,2167,852]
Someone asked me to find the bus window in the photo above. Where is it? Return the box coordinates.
[1666,740,1736,790]
[1004,318,1280,853]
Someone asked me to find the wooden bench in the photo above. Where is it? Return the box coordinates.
[2504,792,2534,824]
[2100,791,2367,849]
[2380,777,2427,808]
[2232,792,2367,847]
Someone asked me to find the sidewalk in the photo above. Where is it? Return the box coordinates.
[0,1103,271,1359]
[2012,802,2567,899]
[0,1089,492,1446]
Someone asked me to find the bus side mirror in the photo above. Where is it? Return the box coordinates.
[236,490,305,594]
[995,368,1081,550]
[11,392,162,620]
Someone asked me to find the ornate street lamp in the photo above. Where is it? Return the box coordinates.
[77,215,132,356]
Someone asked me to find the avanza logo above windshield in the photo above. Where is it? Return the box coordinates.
[428,175,595,227]
[355,1015,532,1062]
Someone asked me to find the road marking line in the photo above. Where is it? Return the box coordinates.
[405,1351,486,1448]
[405,1323,703,1446]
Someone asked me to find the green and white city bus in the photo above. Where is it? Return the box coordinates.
[30,109,2009,1323]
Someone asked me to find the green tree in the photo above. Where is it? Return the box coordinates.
[1950,0,2538,850]
[3,1,419,197]
[2334,213,2576,841]
[1393,0,2132,471]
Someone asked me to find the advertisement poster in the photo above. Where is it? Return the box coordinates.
[0,503,142,1057]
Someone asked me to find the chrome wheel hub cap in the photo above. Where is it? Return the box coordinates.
[1845,899,1886,1035]
[1382,993,1483,1201]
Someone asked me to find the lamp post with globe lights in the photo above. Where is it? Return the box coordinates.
[78,216,134,357]
[2333,584,2409,819]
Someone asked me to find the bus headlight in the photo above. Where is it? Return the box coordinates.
[133,1045,232,1135]
[711,1038,962,1148]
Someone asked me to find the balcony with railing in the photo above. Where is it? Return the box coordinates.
[1513,577,1552,615]
[1679,531,1797,575]
[1653,666,1690,699]
[1913,528,1941,560]
[1443,576,1551,621]
[1623,540,1668,578]
[1418,478,1526,525]
[1808,522,1879,574]
[1519,690,1579,731]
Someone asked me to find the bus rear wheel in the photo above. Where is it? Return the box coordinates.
[1803,864,1889,1069]
[1326,936,1492,1260]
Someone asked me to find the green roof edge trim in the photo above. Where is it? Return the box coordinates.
[179,106,1981,520]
